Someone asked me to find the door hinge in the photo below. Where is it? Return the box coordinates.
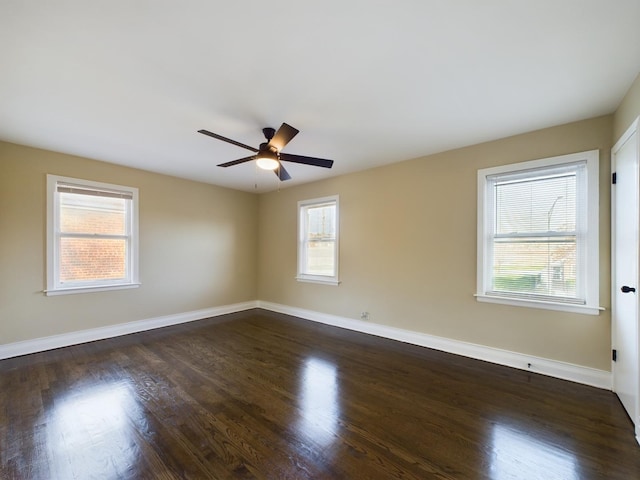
[612,349,617,362]
[612,172,617,184]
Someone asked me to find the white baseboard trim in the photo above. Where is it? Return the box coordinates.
[1,300,612,391]
[0,301,258,360]
[257,301,612,390]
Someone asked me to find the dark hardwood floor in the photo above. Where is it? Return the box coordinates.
[1,309,638,479]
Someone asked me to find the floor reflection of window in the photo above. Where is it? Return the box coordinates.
[490,423,579,480]
[47,382,138,479]
[297,357,340,447]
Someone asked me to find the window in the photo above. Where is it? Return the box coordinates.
[297,196,339,285]
[46,175,139,295]
[477,150,600,314]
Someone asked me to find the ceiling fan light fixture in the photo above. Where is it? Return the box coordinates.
[256,157,279,170]
[255,150,280,170]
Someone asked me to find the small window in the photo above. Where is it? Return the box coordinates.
[476,151,600,314]
[297,196,339,285]
[46,175,139,295]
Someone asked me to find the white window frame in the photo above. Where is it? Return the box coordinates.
[46,175,140,296]
[476,150,601,315]
[297,195,340,286]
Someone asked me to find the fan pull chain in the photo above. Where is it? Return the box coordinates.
[254,161,258,190]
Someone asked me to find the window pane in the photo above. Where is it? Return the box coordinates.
[303,203,336,277]
[60,192,126,235]
[306,204,336,240]
[492,237,577,299]
[59,238,126,283]
[495,173,576,234]
[305,240,335,276]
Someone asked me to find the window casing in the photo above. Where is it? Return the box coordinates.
[297,196,339,285]
[476,150,600,314]
[46,175,139,295]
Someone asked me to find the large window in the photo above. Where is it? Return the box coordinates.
[46,175,139,295]
[297,196,339,285]
[477,150,600,314]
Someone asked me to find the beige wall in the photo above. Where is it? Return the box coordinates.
[1,110,627,369]
[0,141,258,344]
[614,72,640,141]
[258,115,613,370]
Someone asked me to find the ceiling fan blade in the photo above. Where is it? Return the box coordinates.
[198,129,258,152]
[275,164,291,181]
[217,155,256,167]
[269,123,299,151]
[280,152,334,169]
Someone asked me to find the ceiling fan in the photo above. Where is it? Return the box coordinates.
[198,122,334,181]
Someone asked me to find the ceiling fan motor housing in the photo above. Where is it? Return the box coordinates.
[259,142,279,156]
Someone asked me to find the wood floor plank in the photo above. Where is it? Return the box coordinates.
[1,310,639,479]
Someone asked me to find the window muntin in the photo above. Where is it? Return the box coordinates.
[297,196,339,285]
[47,176,139,295]
[477,151,599,314]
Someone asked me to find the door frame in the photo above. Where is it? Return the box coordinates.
[611,115,640,445]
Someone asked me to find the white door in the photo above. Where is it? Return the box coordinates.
[612,116,640,442]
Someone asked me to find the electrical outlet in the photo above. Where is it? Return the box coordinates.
[360,311,369,321]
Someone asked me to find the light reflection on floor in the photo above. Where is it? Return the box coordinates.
[46,382,138,479]
[490,423,579,480]
[297,357,340,447]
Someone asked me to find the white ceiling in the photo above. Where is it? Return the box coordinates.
[1,1,639,193]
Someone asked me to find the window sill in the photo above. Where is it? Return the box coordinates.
[475,294,604,315]
[296,276,340,286]
[44,283,141,296]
